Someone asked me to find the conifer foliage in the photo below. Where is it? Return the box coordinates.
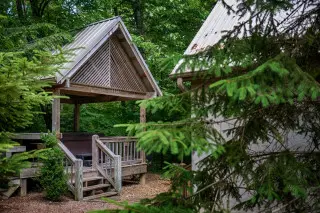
[117,0,320,212]
[0,16,68,184]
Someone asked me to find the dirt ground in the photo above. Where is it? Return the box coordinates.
[0,173,170,213]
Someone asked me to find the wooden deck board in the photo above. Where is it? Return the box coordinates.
[19,163,147,179]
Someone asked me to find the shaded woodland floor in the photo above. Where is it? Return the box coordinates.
[0,173,170,213]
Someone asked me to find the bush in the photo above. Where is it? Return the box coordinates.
[39,133,67,201]
[39,147,67,201]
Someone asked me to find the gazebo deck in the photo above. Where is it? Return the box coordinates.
[12,133,147,201]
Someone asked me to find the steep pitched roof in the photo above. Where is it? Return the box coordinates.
[171,0,315,78]
[57,17,162,96]
[170,0,243,77]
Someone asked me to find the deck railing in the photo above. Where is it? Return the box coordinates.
[99,136,144,165]
[58,141,83,201]
[92,135,122,191]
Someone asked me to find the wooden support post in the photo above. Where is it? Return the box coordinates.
[74,159,83,201]
[140,173,146,185]
[74,103,81,132]
[92,135,98,170]
[139,106,147,185]
[20,179,27,196]
[114,155,122,192]
[140,106,146,163]
[52,89,61,138]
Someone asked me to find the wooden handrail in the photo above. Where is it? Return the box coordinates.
[96,139,117,158]
[99,136,144,164]
[92,135,122,192]
[58,141,77,163]
[57,140,83,201]
[100,136,137,141]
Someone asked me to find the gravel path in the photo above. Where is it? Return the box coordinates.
[0,173,170,213]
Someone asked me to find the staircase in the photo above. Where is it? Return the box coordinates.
[80,168,118,200]
[58,136,122,201]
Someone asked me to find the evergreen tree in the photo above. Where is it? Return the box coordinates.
[0,15,69,183]
[116,0,320,212]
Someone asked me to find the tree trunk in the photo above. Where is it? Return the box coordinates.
[41,104,52,131]
[29,0,40,18]
[29,0,52,19]
[131,0,144,35]
[16,0,25,21]
[113,7,119,16]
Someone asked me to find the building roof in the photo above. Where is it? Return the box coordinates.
[57,16,162,97]
[171,0,315,78]
[183,0,241,56]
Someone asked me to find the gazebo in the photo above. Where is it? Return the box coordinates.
[13,16,162,201]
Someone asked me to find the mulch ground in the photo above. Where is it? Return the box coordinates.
[0,173,170,213]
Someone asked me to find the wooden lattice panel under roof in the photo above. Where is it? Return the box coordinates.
[55,17,162,104]
[71,37,148,93]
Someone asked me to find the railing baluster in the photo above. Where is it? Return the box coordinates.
[133,141,136,161]
[120,142,122,161]
[100,150,103,169]
[71,164,74,184]
[115,142,118,155]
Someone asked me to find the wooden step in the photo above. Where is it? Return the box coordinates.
[83,170,99,178]
[2,179,20,198]
[83,176,103,182]
[83,191,118,201]
[83,168,97,173]
[71,176,103,184]
[83,184,110,192]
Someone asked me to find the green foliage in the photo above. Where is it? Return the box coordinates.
[41,132,58,148]
[114,1,320,212]
[0,148,43,185]
[89,194,195,213]
[39,133,67,201]
[0,15,67,190]
[163,163,193,196]
[117,117,225,161]
[38,147,68,201]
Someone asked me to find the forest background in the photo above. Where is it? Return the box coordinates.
[0,0,214,169]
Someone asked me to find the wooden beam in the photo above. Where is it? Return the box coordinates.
[52,89,61,138]
[20,179,27,196]
[140,106,146,123]
[139,106,147,185]
[11,133,42,140]
[11,133,62,140]
[91,135,98,170]
[61,84,149,100]
[139,106,146,163]
[74,159,83,201]
[61,95,123,104]
[122,164,147,177]
[74,103,81,132]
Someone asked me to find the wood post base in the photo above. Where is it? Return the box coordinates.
[139,173,146,185]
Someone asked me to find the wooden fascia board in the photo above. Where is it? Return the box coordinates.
[61,96,120,104]
[61,83,151,100]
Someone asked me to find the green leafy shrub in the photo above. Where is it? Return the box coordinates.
[39,133,67,201]
[39,147,67,201]
[41,132,58,148]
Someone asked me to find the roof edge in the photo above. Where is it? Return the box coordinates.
[118,20,163,97]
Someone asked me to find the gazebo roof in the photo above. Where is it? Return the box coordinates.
[54,17,162,104]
